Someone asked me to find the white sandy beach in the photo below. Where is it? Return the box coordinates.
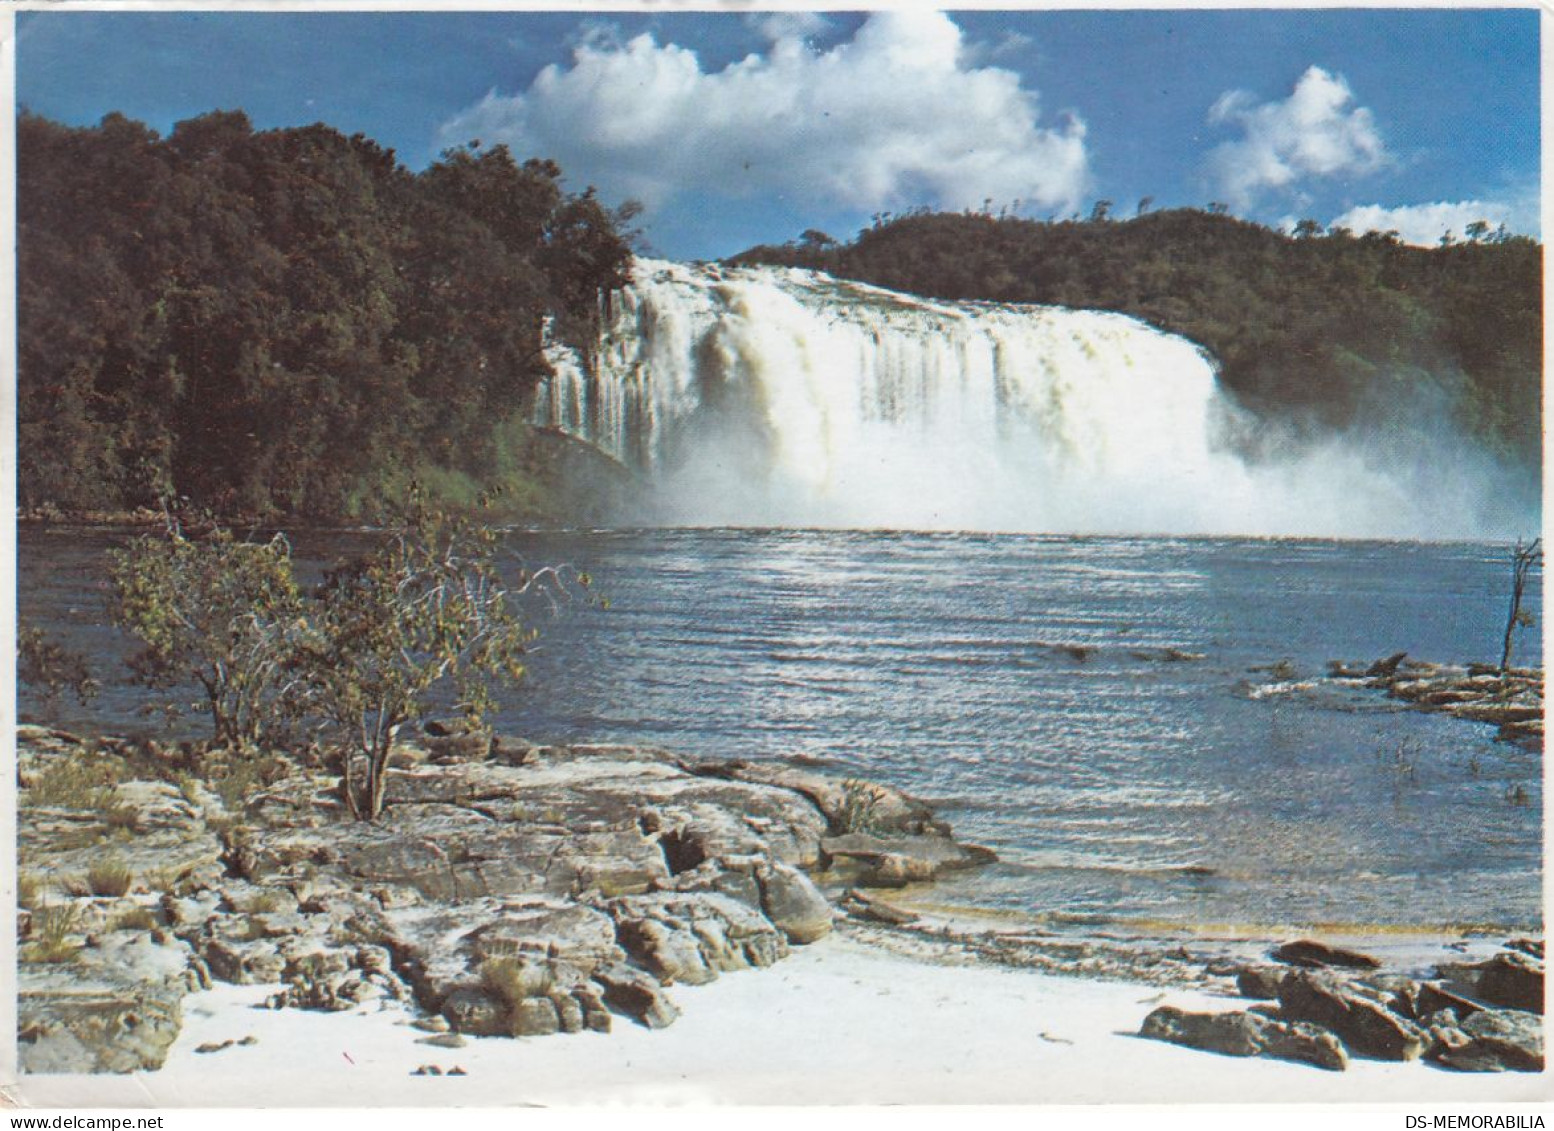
[11,930,1549,1109]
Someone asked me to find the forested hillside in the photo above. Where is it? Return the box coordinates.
[18,110,637,522]
[734,209,1542,473]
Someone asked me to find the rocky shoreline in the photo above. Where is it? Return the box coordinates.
[1326,653,1544,747]
[814,907,1545,1074]
[16,725,992,1073]
[1137,938,1544,1073]
[16,724,1543,1080]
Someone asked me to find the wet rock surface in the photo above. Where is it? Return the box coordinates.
[1326,655,1544,746]
[17,725,992,1073]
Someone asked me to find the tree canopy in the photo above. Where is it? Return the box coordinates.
[18,111,636,521]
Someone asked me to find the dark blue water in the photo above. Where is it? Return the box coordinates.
[19,526,1543,934]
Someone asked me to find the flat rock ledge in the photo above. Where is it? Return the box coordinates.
[16,726,994,1073]
[1327,654,1544,746]
[1141,937,1545,1074]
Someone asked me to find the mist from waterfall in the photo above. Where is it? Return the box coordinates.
[538,259,1533,539]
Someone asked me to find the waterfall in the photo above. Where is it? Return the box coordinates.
[536,259,1522,538]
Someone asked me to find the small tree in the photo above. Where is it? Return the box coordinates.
[109,523,304,747]
[296,509,555,820]
[1499,537,1542,673]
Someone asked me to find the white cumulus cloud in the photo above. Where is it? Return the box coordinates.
[1207,66,1389,209]
[1328,201,1516,247]
[437,11,1089,217]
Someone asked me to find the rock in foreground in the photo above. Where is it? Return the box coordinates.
[16,727,994,1073]
[1140,938,1546,1074]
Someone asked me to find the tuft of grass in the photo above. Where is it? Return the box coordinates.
[102,804,140,834]
[173,772,205,810]
[247,890,288,915]
[26,758,120,811]
[112,906,160,931]
[86,857,134,898]
[17,872,43,910]
[202,752,293,813]
[836,778,890,836]
[21,902,83,964]
[149,863,196,896]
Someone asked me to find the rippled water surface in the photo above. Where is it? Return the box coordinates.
[21,527,1544,934]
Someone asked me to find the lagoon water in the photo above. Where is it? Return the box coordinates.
[20,525,1543,936]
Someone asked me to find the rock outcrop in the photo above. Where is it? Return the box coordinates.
[1140,938,1545,1074]
[1326,655,1544,746]
[17,726,992,1073]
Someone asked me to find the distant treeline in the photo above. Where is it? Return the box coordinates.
[733,208,1542,471]
[18,110,637,521]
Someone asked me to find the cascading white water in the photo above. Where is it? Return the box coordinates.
[537,258,1523,537]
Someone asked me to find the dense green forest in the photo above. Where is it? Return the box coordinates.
[18,110,637,522]
[734,208,1542,473]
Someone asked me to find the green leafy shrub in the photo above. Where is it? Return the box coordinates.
[108,502,592,822]
[295,506,543,820]
[109,524,305,749]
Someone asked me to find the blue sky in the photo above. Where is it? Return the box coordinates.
[16,8,1540,260]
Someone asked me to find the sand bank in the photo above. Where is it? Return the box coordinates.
[12,930,1546,1109]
